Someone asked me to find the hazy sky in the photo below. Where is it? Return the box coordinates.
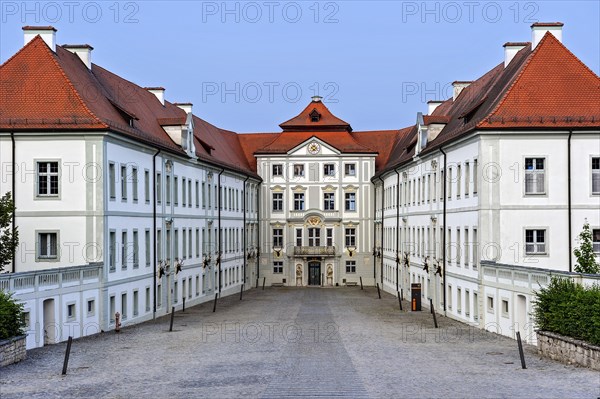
[1,1,599,132]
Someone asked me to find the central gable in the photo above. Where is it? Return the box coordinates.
[287,137,341,156]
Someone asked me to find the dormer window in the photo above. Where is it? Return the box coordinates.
[310,109,321,123]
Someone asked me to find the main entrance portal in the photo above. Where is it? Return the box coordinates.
[308,261,321,286]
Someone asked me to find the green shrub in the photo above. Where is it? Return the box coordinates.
[533,277,600,345]
[0,291,26,340]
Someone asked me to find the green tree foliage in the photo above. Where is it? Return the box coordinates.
[573,221,599,274]
[0,192,19,273]
[533,277,600,345]
[0,291,26,339]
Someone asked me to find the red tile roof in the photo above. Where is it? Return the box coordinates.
[279,100,352,132]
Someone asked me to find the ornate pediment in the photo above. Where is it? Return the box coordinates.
[343,185,358,192]
[270,185,285,192]
[321,185,337,192]
[291,185,307,192]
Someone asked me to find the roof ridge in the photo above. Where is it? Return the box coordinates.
[48,42,107,128]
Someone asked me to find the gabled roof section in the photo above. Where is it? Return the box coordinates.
[0,35,107,130]
[279,99,352,132]
[479,33,600,128]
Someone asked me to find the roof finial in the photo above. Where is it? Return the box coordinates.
[311,95,323,102]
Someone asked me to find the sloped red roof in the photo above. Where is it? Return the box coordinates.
[479,33,600,128]
[279,100,352,132]
[237,133,279,173]
[0,35,107,130]
[256,131,376,154]
[353,128,412,171]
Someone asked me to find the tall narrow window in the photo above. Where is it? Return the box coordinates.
[464,228,469,267]
[188,180,192,207]
[593,229,600,254]
[189,228,193,258]
[456,165,462,198]
[525,158,545,194]
[144,170,150,203]
[447,168,452,199]
[326,228,333,247]
[296,229,303,246]
[195,181,200,208]
[182,229,187,259]
[324,193,335,210]
[273,193,283,211]
[156,173,162,204]
[145,230,151,267]
[121,231,128,269]
[273,229,283,247]
[465,162,470,196]
[456,228,461,266]
[108,163,116,199]
[133,230,139,268]
[174,177,179,205]
[109,231,116,271]
[132,167,138,202]
[121,165,127,200]
[294,193,305,211]
[472,228,478,270]
[473,159,478,195]
[174,229,179,259]
[345,228,356,247]
[345,193,356,211]
[592,157,600,194]
[182,178,187,207]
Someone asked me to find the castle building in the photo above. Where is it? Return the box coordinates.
[0,23,598,349]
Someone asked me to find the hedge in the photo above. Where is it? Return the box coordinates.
[0,291,26,340]
[532,277,600,346]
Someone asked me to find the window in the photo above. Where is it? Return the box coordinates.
[156,173,162,204]
[67,303,75,319]
[273,164,283,176]
[132,167,138,202]
[346,260,356,273]
[473,293,478,320]
[326,228,333,247]
[38,232,58,260]
[345,228,356,247]
[109,231,116,271]
[174,177,179,205]
[133,230,139,268]
[273,261,283,274]
[592,157,600,194]
[174,229,179,259]
[293,164,305,177]
[144,170,150,203]
[121,293,127,319]
[457,288,462,313]
[308,228,321,246]
[107,163,116,199]
[188,180,192,207]
[465,162,470,196]
[110,295,116,322]
[182,178,187,207]
[195,181,200,208]
[146,288,151,312]
[324,193,335,210]
[472,228,478,270]
[525,229,546,255]
[145,230,151,267]
[456,164,462,198]
[502,299,509,317]
[273,228,283,247]
[294,193,305,211]
[592,229,600,253]
[273,193,283,211]
[447,168,452,199]
[133,290,139,316]
[345,163,356,176]
[121,165,127,200]
[525,158,545,194]
[121,231,128,269]
[182,229,187,259]
[37,161,60,197]
[196,228,200,257]
[473,159,478,195]
[87,300,95,316]
[296,229,303,246]
[324,164,335,176]
[189,228,193,258]
[345,193,356,211]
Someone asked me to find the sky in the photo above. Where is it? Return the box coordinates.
[1,1,599,133]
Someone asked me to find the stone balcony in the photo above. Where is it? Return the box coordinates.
[293,246,336,256]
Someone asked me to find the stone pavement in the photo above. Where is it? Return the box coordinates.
[1,287,599,398]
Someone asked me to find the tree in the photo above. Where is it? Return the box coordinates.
[0,192,19,273]
[0,290,26,339]
[573,221,599,274]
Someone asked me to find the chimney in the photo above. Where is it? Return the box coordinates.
[427,100,444,114]
[452,81,472,101]
[23,26,56,52]
[174,103,193,114]
[146,87,166,106]
[503,42,528,67]
[531,22,563,49]
[63,44,93,70]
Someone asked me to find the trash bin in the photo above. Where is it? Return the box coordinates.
[411,283,422,311]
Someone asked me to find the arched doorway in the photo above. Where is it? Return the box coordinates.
[43,298,56,345]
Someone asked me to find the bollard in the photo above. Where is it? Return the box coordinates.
[360,276,363,290]
[212,293,218,312]
[430,299,438,328]
[183,297,186,313]
[61,336,73,375]
[376,283,381,299]
[115,312,121,333]
[240,283,244,301]
[262,277,266,290]
[397,290,403,311]
[516,331,527,369]
[169,306,175,331]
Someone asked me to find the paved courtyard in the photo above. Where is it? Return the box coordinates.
[1,287,599,398]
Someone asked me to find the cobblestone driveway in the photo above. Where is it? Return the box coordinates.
[1,287,599,398]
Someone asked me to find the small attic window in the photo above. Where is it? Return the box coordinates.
[310,109,321,123]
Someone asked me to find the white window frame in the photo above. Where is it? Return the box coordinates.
[344,163,356,176]
[294,193,305,211]
[592,156,600,195]
[273,164,283,177]
[525,228,547,255]
[37,231,59,261]
[36,160,61,198]
[293,164,305,177]
[324,163,335,176]
[524,157,546,195]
